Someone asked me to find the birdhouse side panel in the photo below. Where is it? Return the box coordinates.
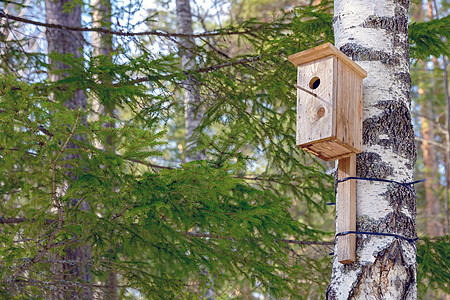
[296,56,336,147]
[335,60,363,153]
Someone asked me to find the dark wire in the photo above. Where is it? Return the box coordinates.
[331,178,425,243]
[336,231,419,243]
[336,177,426,193]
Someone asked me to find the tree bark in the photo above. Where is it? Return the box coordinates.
[420,0,444,238]
[176,1,212,299]
[46,1,92,299]
[91,0,113,129]
[420,91,444,237]
[91,0,114,149]
[90,1,118,299]
[412,0,444,239]
[428,0,450,237]
[327,0,417,299]
[176,0,205,162]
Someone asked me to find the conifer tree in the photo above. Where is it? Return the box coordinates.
[0,1,336,297]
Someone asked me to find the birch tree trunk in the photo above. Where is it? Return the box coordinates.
[327,0,417,298]
[90,1,118,299]
[91,0,113,132]
[176,1,212,298]
[46,1,92,299]
[176,0,205,162]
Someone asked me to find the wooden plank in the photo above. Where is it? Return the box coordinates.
[337,156,356,264]
[288,43,367,78]
[300,138,362,161]
[306,139,347,160]
[335,60,363,152]
[296,56,335,146]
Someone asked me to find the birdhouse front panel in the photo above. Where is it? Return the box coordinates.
[296,56,335,147]
[288,43,366,161]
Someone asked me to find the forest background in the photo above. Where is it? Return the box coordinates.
[0,0,448,299]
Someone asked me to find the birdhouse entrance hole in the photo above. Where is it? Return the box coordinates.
[309,77,320,89]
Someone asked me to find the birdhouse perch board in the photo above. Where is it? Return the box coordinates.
[288,42,367,161]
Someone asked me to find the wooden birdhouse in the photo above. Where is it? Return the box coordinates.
[288,43,367,161]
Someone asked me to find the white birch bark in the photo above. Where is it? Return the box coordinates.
[176,2,212,298]
[91,0,111,126]
[91,0,114,150]
[90,2,118,299]
[176,0,205,161]
[327,0,417,298]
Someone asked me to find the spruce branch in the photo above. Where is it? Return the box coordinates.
[0,9,262,39]
[122,56,262,86]
[52,109,81,164]
[0,216,333,246]
[0,217,56,225]
[185,231,333,246]
[0,217,27,224]
[0,86,47,146]
[50,109,81,240]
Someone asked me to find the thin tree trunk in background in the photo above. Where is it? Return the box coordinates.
[327,0,417,298]
[444,62,450,236]
[431,0,450,236]
[444,60,450,236]
[91,1,118,299]
[421,0,444,238]
[91,0,112,57]
[176,0,205,162]
[176,1,212,299]
[420,92,444,237]
[46,1,92,299]
[91,0,113,130]
[421,97,443,237]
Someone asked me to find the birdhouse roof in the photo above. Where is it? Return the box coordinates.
[288,43,367,78]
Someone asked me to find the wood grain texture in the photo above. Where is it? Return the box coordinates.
[288,42,367,78]
[296,56,335,146]
[335,59,363,151]
[291,43,366,161]
[337,156,356,264]
[301,139,359,161]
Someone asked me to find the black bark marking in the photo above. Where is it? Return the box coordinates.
[401,265,416,300]
[356,152,393,179]
[394,72,412,100]
[339,43,401,65]
[347,267,365,299]
[383,211,417,239]
[325,286,337,300]
[362,100,416,166]
[393,0,410,10]
[356,211,416,244]
[362,15,408,34]
[346,241,415,299]
[331,15,340,25]
[325,261,366,299]
[382,184,416,218]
